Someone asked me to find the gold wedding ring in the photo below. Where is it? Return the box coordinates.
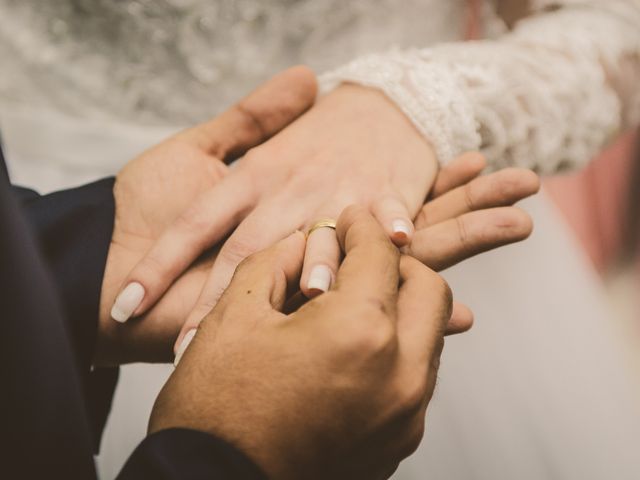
[307,218,337,237]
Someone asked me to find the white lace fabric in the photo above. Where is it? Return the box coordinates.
[1,0,638,174]
[320,1,640,172]
[0,0,470,127]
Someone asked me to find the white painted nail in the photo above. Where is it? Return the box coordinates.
[392,219,411,237]
[110,282,145,323]
[174,329,197,367]
[307,264,332,293]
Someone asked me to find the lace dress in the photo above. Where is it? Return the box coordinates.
[322,0,640,172]
[0,1,638,174]
[0,2,639,480]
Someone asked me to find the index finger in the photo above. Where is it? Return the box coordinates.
[334,206,400,313]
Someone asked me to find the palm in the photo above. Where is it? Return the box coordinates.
[96,145,538,365]
[97,139,226,364]
[116,140,226,238]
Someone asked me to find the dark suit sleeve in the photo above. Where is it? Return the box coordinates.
[12,177,121,451]
[1,169,99,478]
[118,429,268,480]
[2,149,269,479]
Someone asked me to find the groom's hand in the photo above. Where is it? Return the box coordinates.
[150,207,451,480]
[93,60,538,368]
[97,146,538,365]
[95,66,318,366]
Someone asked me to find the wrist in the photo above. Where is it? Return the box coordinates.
[320,52,481,165]
[321,83,438,167]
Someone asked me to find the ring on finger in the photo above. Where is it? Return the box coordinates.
[307,218,337,238]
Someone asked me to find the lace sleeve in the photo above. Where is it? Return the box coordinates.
[319,1,640,172]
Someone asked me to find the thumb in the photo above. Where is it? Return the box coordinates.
[177,65,318,161]
[173,231,306,363]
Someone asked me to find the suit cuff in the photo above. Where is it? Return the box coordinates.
[118,428,268,480]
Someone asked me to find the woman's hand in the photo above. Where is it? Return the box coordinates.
[102,138,537,363]
[412,153,539,272]
[97,66,317,365]
[279,153,539,337]
[113,83,440,351]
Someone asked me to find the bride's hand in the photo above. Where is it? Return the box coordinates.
[96,66,317,365]
[103,143,537,363]
[281,153,539,336]
[113,83,440,351]
[409,153,539,334]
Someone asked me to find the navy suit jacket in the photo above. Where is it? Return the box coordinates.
[0,146,266,479]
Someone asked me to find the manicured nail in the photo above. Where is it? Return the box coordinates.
[174,329,197,367]
[392,219,411,237]
[307,264,332,293]
[110,282,145,323]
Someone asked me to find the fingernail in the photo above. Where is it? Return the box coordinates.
[307,264,332,294]
[174,329,197,367]
[110,282,145,323]
[392,219,411,237]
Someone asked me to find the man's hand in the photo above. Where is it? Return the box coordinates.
[98,144,538,364]
[113,83,440,343]
[96,66,318,365]
[149,207,451,480]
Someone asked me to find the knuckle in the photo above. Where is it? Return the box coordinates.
[136,254,167,282]
[494,169,529,200]
[423,271,453,319]
[396,378,427,414]
[414,260,448,294]
[463,182,476,210]
[400,254,423,275]
[437,278,454,309]
[234,102,267,140]
[455,216,470,249]
[400,422,426,459]
[434,273,452,297]
[344,310,396,355]
[414,207,429,229]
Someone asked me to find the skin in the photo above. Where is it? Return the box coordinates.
[99,147,538,365]
[109,0,540,355]
[111,77,540,354]
[96,66,318,364]
[97,69,539,366]
[149,207,454,480]
[113,80,441,349]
